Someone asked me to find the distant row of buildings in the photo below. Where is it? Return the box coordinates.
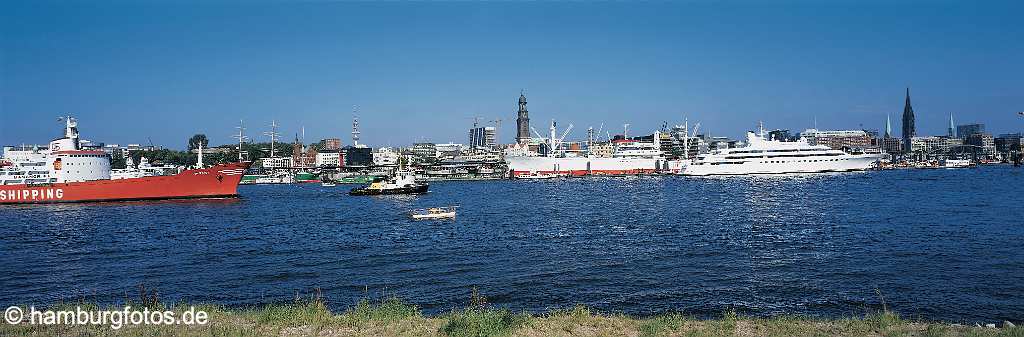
[246,88,1022,170]
[705,89,1020,162]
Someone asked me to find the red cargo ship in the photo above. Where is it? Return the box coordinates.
[0,117,249,204]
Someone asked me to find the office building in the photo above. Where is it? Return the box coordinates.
[315,150,342,167]
[468,126,496,149]
[344,146,372,167]
[995,133,1022,154]
[373,147,401,166]
[964,133,996,158]
[910,136,963,158]
[799,129,874,151]
[412,143,438,164]
[957,124,985,138]
[320,138,341,151]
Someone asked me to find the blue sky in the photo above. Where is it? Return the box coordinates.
[2,1,1022,149]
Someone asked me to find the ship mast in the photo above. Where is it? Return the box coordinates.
[60,116,81,150]
[264,120,280,158]
[549,120,557,155]
[234,120,249,162]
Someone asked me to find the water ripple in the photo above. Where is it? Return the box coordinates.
[0,167,1022,322]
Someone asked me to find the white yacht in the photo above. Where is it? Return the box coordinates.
[682,124,883,176]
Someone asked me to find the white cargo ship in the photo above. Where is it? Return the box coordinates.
[504,121,675,177]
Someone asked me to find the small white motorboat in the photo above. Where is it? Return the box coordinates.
[409,206,458,220]
[515,172,560,180]
[321,181,336,187]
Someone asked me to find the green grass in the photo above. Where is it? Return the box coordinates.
[3,298,1023,337]
[342,297,421,324]
[638,312,689,337]
[440,307,532,337]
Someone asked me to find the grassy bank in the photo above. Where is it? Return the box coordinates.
[3,297,1021,337]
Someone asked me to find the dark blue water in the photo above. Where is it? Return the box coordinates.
[2,166,1023,323]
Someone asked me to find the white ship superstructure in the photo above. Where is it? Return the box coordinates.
[110,156,181,179]
[682,124,883,176]
[1,117,110,185]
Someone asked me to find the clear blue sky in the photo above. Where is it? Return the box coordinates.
[2,1,1022,150]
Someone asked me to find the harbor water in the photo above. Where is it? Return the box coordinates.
[1,166,1022,323]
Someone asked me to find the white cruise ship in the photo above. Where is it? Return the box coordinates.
[681,125,883,176]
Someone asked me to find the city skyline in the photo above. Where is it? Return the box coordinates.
[3,1,1023,149]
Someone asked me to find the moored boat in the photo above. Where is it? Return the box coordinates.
[940,159,973,168]
[514,172,561,180]
[294,170,319,183]
[681,122,884,176]
[504,120,669,177]
[239,171,296,184]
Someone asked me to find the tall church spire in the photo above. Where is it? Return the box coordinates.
[947,113,955,138]
[515,91,530,144]
[885,114,892,138]
[901,87,916,152]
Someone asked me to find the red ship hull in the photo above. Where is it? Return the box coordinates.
[0,162,249,204]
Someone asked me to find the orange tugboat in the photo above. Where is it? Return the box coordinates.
[0,117,249,204]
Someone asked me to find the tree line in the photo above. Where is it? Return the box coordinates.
[109,134,297,169]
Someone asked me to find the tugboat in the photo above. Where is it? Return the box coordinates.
[348,169,428,196]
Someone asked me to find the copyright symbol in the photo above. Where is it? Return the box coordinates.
[5,306,23,325]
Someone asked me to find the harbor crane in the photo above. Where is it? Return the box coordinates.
[530,126,546,140]
[556,123,574,151]
[467,115,483,128]
[529,120,573,155]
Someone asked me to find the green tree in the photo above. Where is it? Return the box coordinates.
[110,151,127,169]
[188,134,209,151]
